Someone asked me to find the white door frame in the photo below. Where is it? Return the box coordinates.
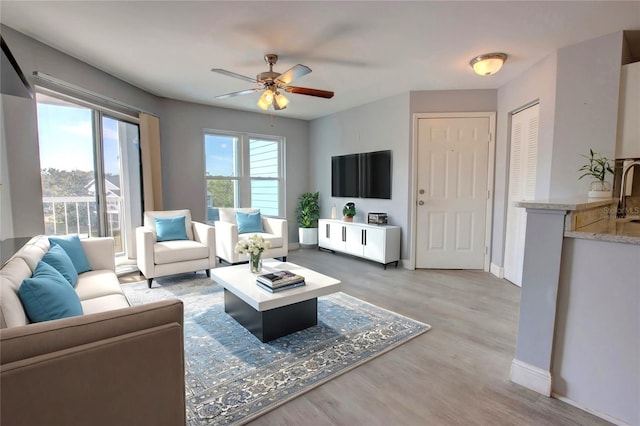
[409,112,496,271]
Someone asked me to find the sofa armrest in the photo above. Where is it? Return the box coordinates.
[192,221,216,267]
[0,299,185,426]
[81,237,115,271]
[136,226,155,277]
[214,220,239,262]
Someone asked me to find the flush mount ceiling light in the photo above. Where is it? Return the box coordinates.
[470,52,508,76]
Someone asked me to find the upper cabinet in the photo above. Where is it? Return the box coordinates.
[616,61,640,159]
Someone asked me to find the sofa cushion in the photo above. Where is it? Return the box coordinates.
[239,232,283,249]
[13,236,50,273]
[49,235,92,274]
[154,216,189,242]
[80,294,131,315]
[144,209,194,241]
[18,262,84,323]
[41,244,78,287]
[236,211,264,234]
[74,270,125,301]
[154,240,209,265]
[218,208,259,225]
[0,258,32,328]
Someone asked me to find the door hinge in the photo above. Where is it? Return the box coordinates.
[485,246,488,254]
[487,189,491,199]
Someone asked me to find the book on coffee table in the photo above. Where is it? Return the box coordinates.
[257,270,305,288]
[256,280,306,293]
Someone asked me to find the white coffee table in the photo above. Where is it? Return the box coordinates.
[210,259,341,342]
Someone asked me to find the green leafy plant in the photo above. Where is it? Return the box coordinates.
[342,202,356,217]
[296,191,320,228]
[578,149,614,184]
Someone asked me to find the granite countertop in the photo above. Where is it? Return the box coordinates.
[515,197,616,211]
[564,219,640,245]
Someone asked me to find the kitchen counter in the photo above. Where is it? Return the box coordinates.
[515,197,640,245]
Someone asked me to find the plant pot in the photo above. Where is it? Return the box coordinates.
[298,227,318,248]
[343,216,353,222]
[588,181,612,199]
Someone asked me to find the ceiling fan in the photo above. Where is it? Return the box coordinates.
[211,54,334,111]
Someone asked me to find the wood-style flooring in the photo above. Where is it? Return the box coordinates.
[245,248,610,426]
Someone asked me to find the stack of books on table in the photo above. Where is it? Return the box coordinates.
[256,270,306,293]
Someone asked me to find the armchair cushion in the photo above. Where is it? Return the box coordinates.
[143,209,194,241]
[18,262,83,323]
[154,216,188,242]
[236,211,264,234]
[218,208,258,225]
[154,240,209,265]
[49,235,92,274]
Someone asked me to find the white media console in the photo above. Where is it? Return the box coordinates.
[318,219,401,268]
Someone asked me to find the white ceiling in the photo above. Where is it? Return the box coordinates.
[2,1,639,120]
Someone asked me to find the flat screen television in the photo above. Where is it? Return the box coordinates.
[360,150,391,199]
[331,153,360,197]
[331,150,392,199]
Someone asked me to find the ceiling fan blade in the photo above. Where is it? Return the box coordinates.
[284,86,334,99]
[211,68,257,83]
[275,64,311,85]
[215,88,261,99]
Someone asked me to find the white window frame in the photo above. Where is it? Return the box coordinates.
[204,129,285,218]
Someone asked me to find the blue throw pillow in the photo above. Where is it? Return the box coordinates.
[154,216,188,242]
[19,261,84,323]
[236,211,264,234]
[41,243,78,287]
[49,235,92,274]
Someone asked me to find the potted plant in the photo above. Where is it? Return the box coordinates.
[296,191,320,248]
[578,149,615,198]
[343,202,356,222]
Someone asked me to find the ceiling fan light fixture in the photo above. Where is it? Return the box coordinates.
[470,52,507,76]
[257,89,274,110]
[274,92,289,110]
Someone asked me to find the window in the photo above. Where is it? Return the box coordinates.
[36,92,142,257]
[205,131,284,222]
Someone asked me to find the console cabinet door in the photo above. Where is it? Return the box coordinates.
[342,224,361,256]
[319,220,345,251]
[362,227,386,262]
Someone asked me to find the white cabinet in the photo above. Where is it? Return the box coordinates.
[318,219,401,268]
[617,61,640,159]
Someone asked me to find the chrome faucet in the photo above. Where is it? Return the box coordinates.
[619,160,640,219]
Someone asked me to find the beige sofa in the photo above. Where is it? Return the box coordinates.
[214,208,288,264]
[0,235,186,426]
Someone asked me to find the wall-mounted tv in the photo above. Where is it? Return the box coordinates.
[331,150,392,199]
[331,153,360,197]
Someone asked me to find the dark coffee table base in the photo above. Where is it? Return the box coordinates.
[224,289,318,342]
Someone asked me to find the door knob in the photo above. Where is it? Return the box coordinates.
[418,200,425,206]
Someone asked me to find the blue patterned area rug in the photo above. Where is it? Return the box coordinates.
[122,273,430,425]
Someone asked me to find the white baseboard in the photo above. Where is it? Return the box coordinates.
[490,262,504,278]
[510,359,551,396]
[552,393,631,426]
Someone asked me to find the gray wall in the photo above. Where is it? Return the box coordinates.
[555,238,640,425]
[550,31,624,198]
[309,93,411,257]
[158,98,310,241]
[493,53,558,268]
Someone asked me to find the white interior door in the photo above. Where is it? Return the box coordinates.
[415,116,490,269]
[504,104,539,286]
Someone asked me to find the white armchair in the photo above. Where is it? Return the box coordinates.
[136,209,216,288]
[214,208,288,264]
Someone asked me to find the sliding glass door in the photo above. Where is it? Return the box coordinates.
[36,92,142,257]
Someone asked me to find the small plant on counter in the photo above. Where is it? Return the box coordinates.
[578,149,614,197]
[342,202,356,221]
